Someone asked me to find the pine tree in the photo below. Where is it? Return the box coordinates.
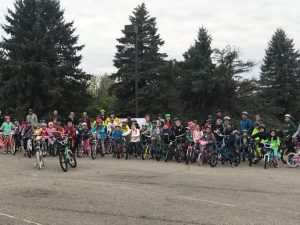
[181,27,215,111]
[110,3,167,116]
[0,0,90,118]
[260,29,300,119]
[214,46,254,112]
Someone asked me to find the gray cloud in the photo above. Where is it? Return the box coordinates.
[1,0,299,78]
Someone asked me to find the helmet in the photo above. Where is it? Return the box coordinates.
[96,118,103,123]
[284,114,292,119]
[5,115,10,120]
[151,120,157,124]
[269,128,277,133]
[216,109,222,113]
[41,123,47,127]
[165,113,171,117]
[100,109,105,113]
[242,111,248,115]
[83,112,87,115]
[224,116,231,121]
[174,118,180,122]
[187,121,193,126]
[259,124,265,129]
[121,120,127,123]
[253,122,260,127]
[208,115,213,118]
[185,127,191,130]
[48,122,53,126]
[205,125,212,130]
[242,129,248,133]
[82,122,87,126]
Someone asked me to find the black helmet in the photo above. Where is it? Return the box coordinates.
[258,124,265,129]
[253,122,260,127]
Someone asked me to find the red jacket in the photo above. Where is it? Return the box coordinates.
[64,127,76,139]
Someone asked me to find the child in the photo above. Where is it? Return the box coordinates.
[199,126,215,165]
[112,125,123,155]
[193,124,203,150]
[13,120,22,151]
[64,120,77,152]
[0,116,14,153]
[264,129,281,168]
[123,123,142,156]
[142,121,160,158]
[91,119,107,156]
[78,122,91,157]
[21,121,35,156]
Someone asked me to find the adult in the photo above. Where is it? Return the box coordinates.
[0,110,4,127]
[26,109,38,126]
[105,112,120,127]
[49,110,62,124]
[254,114,264,125]
[79,112,91,130]
[239,111,252,133]
[283,114,297,153]
[67,112,78,126]
[292,124,300,139]
[99,109,107,123]
[212,109,224,129]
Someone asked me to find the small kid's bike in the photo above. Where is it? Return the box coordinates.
[58,135,77,172]
[286,152,300,168]
[262,143,278,169]
[34,138,44,170]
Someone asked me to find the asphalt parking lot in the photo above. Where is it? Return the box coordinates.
[0,153,299,225]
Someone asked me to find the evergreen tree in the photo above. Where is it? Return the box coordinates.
[110,3,167,116]
[0,0,90,118]
[181,27,216,111]
[260,29,300,119]
[214,46,254,112]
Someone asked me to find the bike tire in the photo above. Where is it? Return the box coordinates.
[91,143,97,160]
[209,152,218,167]
[281,149,289,164]
[68,152,77,168]
[230,152,241,167]
[264,156,268,169]
[59,151,68,172]
[286,153,298,168]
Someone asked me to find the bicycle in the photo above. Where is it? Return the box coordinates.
[197,141,213,166]
[286,152,300,168]
[210,140,241,167]
[185,142,196,165]
[141,136,151,160]
[91,133,103,159]
[1,132,16,155]
[105,136,113,154]
[155,137,165,161]
[34,138,44,170]
[262,143,278,169]
[57,135,77,172]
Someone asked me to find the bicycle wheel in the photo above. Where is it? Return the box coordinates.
[10,139,16,155]
[281,148,289,164]
[209,152,218,167]
[91,143,97,160]
[230,151,241,167]
[68,152,77,168]
[59,151,68,172]
[165,147,172,162]
[142,146,147,160]
[156,147,161,161]
[77,145,84,158]
[286,153,298,168]
[264,155,268,169]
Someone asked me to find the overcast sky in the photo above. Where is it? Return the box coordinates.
[1,0,299,78]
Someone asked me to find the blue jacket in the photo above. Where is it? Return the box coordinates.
[91,126,107,140]
[239,119,252,133]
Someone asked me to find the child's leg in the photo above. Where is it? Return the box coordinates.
[84,139,91,156]
[101,140,106,154]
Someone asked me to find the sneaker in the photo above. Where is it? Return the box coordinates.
[275,163,279,168]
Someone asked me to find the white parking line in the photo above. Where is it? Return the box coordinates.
[120,186,236,207]
[0,212,42,225]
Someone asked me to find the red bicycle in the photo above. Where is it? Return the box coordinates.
[0,133,16,155]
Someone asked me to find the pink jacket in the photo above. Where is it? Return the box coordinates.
[193,130,203,143]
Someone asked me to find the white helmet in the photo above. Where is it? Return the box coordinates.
[82,122,87,126]
[284,114,292,119]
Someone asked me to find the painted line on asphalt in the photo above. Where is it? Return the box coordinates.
[120,186,236,207]
[0,212,42,225]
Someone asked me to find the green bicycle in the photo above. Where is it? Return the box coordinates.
[57,134,77,172]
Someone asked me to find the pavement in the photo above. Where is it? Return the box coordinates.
[0,152,299,225]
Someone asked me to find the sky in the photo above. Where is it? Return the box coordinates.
[0,0,299,78]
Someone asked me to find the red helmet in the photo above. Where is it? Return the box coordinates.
[96,118,103,123]
[187,121,193,126]
[5,115,10,120]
